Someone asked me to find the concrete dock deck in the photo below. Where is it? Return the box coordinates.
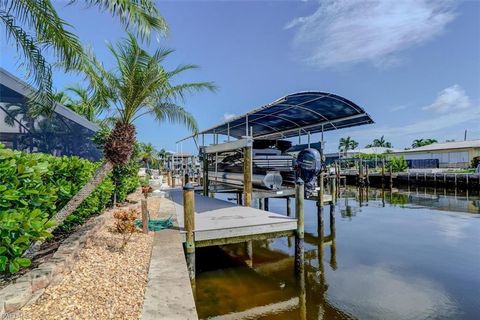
[169,190,297,247]
[141,196,198,320]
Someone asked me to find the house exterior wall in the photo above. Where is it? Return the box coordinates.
[397,148,478,168]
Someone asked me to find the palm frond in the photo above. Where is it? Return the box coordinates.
[146,102,198,133]
[70,0,168,40]
[0,9,53,114]
[8,0,84,69]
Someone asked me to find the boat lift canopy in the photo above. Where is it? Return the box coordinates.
[179,91,374,143]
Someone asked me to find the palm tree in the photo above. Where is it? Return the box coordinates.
[50,34,216,230]
[141,143,156,171]
[338,136,359,157]
[157,148,170,170]
[0,0,167,112]
[62,85,107,122]
[412,138,437,148]
[366,135,392,148]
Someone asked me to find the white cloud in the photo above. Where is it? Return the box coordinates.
[223,113,236,121]
[389,105,408,112]
[422,85,471,113]
[286,0,457,68]
[344,86,479,144]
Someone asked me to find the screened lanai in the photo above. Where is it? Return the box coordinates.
[0,68,101,160]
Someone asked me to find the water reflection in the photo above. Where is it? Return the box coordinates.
[195,187,480,320]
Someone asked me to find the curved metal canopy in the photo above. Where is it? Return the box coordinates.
[181,91,374,142]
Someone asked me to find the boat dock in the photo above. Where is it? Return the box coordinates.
[169,189,298,247]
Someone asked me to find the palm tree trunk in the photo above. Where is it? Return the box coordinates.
[24,161,114,258]
[53,161,114,224]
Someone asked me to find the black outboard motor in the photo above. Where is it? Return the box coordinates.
[296,148,322,194]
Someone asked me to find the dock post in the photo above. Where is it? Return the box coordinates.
[243,146,252,207]
[203,153,209,196]
[295,178,305,277]
[389,166,393,189]
[183,183,196,285]
[366,164,370,186]
[330,175,337,203]
[264,198,269,211]
[286,197,292,217]
[358,161,364,186]
[382,159,385,187]
[172,173,176,188]
[245,241,253,267]
[167,170,172,187]
[318,173,325,207]
[141,199,148,234]
[329,204,337,270]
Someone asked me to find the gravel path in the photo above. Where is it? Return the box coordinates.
[19,192,163,320]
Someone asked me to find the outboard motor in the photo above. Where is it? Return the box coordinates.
[296,148,322,193]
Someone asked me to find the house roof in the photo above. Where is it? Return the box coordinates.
[0,68,99,132]
[179,91,373,142]
[398,140,480,153]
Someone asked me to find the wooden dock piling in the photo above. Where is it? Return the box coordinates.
[389,166,393,188]
[245,241,253,267]
[318,173,325,208]
[183,183,195,283]
[141,199,148,234]
[294,178,305,277]
[365,165,370,186]
[358,160,364,186]
[286,197,292,217]
[167,171,172,187]
[381,159,385,187]
[243,146,253,207]
[330,175,337,203]
[329,203,337,270]
[203,154,209,196]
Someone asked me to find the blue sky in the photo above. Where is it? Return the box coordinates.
[1,0,479,153]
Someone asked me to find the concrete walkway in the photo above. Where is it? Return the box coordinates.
[141,194,198,320]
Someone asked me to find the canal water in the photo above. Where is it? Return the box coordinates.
[194,187,480,320]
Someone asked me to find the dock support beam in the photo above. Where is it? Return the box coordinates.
[295,178,305,277]
[243,146,253,207]
[183,183,196,286]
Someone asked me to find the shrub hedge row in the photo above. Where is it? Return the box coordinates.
[0,144,138,274]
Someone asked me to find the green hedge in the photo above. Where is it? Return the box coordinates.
[0,144,114,274]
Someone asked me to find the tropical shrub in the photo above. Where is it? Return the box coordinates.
[112,208,138,250]
[472,156,480,169]
[0,144,114,273]
[387,156,408,172]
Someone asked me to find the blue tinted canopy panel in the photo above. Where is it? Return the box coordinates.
[192,92,374,140]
